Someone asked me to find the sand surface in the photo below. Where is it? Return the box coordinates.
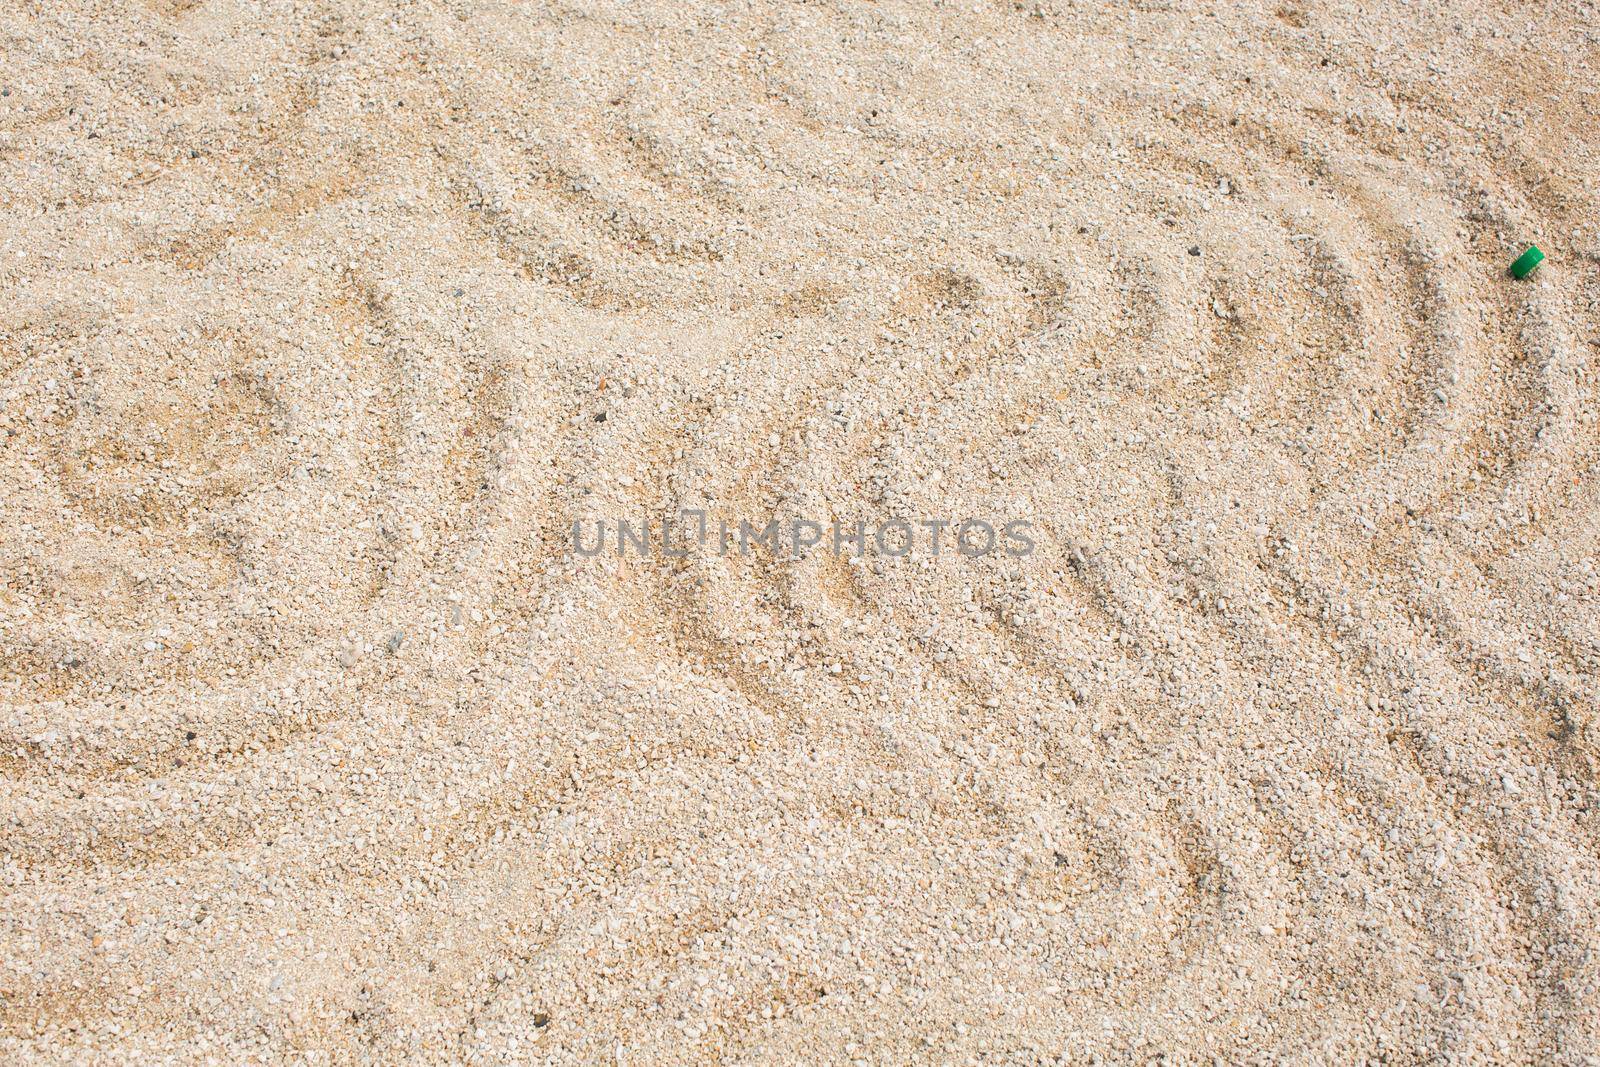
[3,0,1600,1062]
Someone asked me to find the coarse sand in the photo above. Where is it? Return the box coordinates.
[3,0,1600,1062]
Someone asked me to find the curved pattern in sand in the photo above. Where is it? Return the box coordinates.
[2,0,1598,1061]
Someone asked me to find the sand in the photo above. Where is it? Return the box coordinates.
[2,0,1599,1062]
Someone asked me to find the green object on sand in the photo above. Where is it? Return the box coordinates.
[1509,245,1544,279]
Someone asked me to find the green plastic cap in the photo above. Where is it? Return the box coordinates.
[1510,245,1544,279]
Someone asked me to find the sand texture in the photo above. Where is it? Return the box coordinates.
[3,0,1600,1062]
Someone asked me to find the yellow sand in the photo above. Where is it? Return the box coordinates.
[2,0,1598,1061]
